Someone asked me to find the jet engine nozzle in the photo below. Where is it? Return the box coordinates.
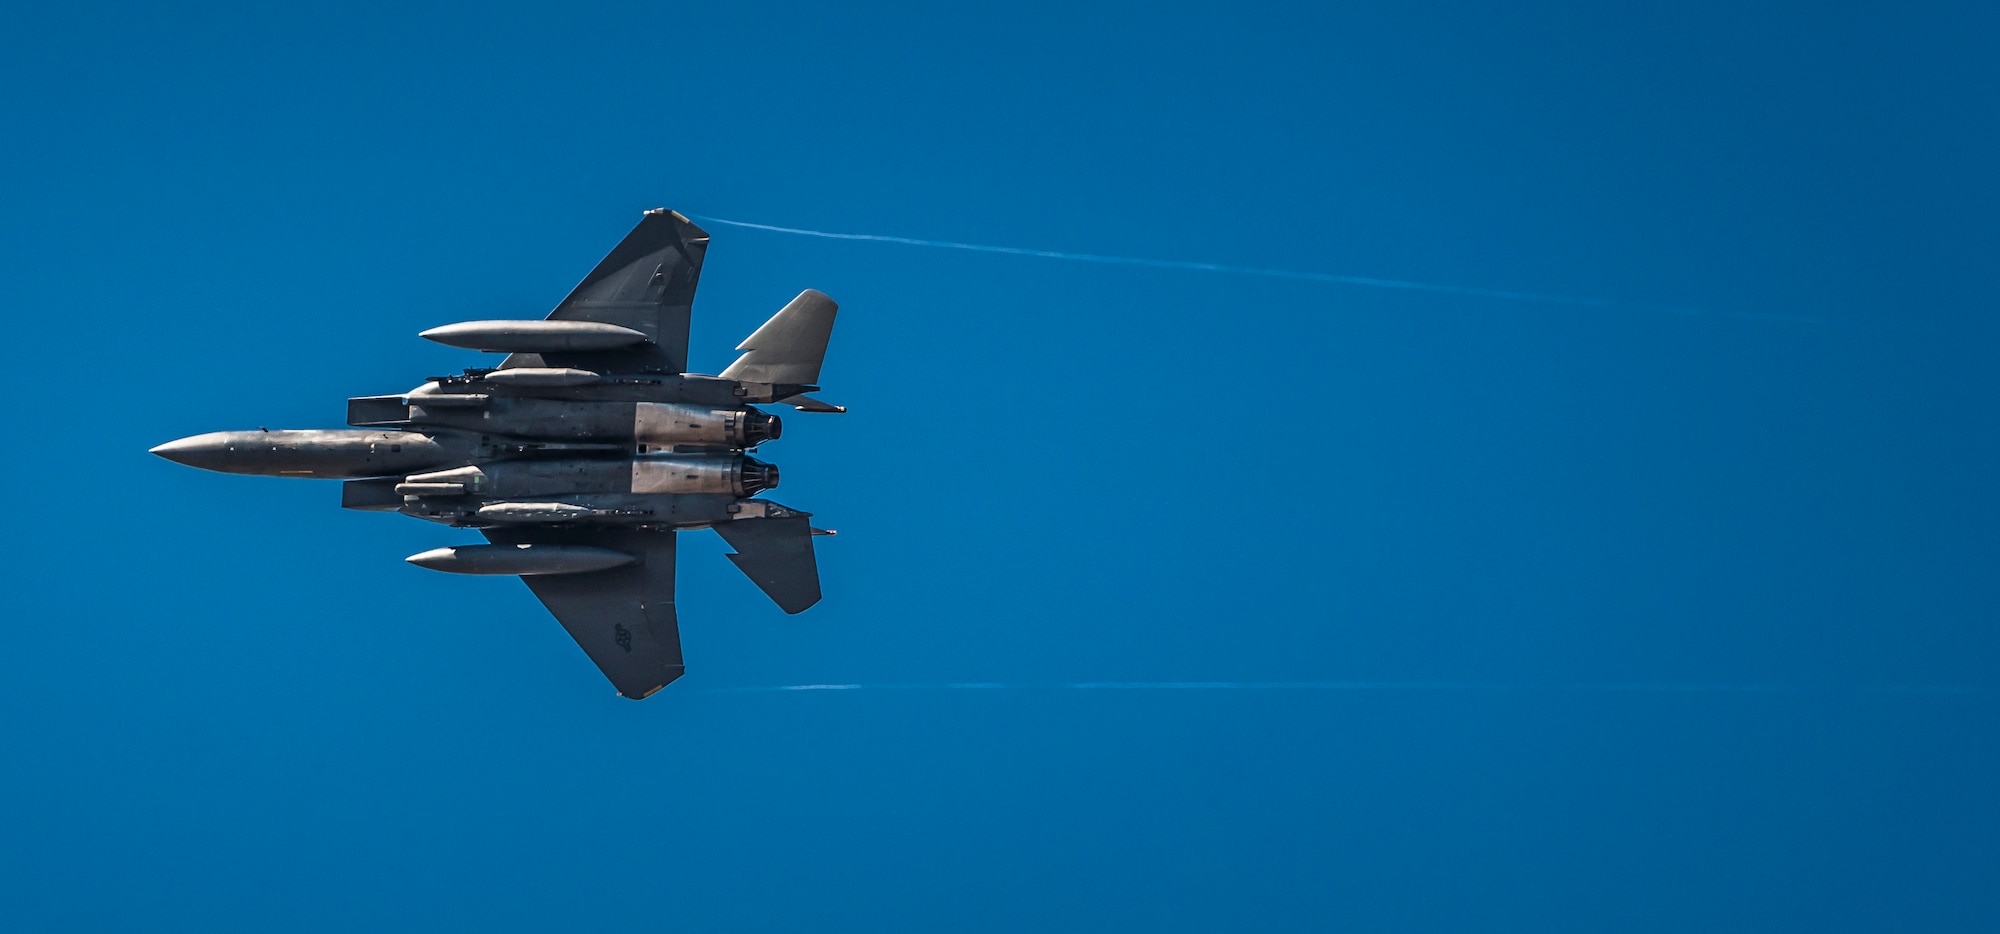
[745,410,782,446]
[740,457,779,496]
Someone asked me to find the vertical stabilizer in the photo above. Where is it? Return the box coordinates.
[719,290,838,385]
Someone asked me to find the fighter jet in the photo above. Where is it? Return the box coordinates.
[150,210,841,698]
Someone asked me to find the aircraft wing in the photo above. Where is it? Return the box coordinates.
[501,209,709,375]
[481,527,685,698]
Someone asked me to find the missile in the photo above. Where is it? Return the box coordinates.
[405,543,635,575]
[419,320,651,353]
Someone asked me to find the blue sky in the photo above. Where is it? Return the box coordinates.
[2,2,1995,930]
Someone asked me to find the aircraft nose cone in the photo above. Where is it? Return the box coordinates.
[149,433,229,470]
[150,436,198,462]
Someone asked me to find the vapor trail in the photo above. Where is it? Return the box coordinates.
[697,681,1989,696]
[690,215,1825,326]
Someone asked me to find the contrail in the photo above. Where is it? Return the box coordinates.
[690,214,1826,326]
[697,681,1989,696]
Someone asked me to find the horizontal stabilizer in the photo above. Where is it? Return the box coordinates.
[719,290,838,385]
[713,515,822,614]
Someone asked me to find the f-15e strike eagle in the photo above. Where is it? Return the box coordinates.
[151,210,841,698]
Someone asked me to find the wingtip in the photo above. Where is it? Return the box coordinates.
[643,207,696,225]
[615,666,686,699]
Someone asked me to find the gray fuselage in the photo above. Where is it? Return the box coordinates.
[150,381,790,530]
